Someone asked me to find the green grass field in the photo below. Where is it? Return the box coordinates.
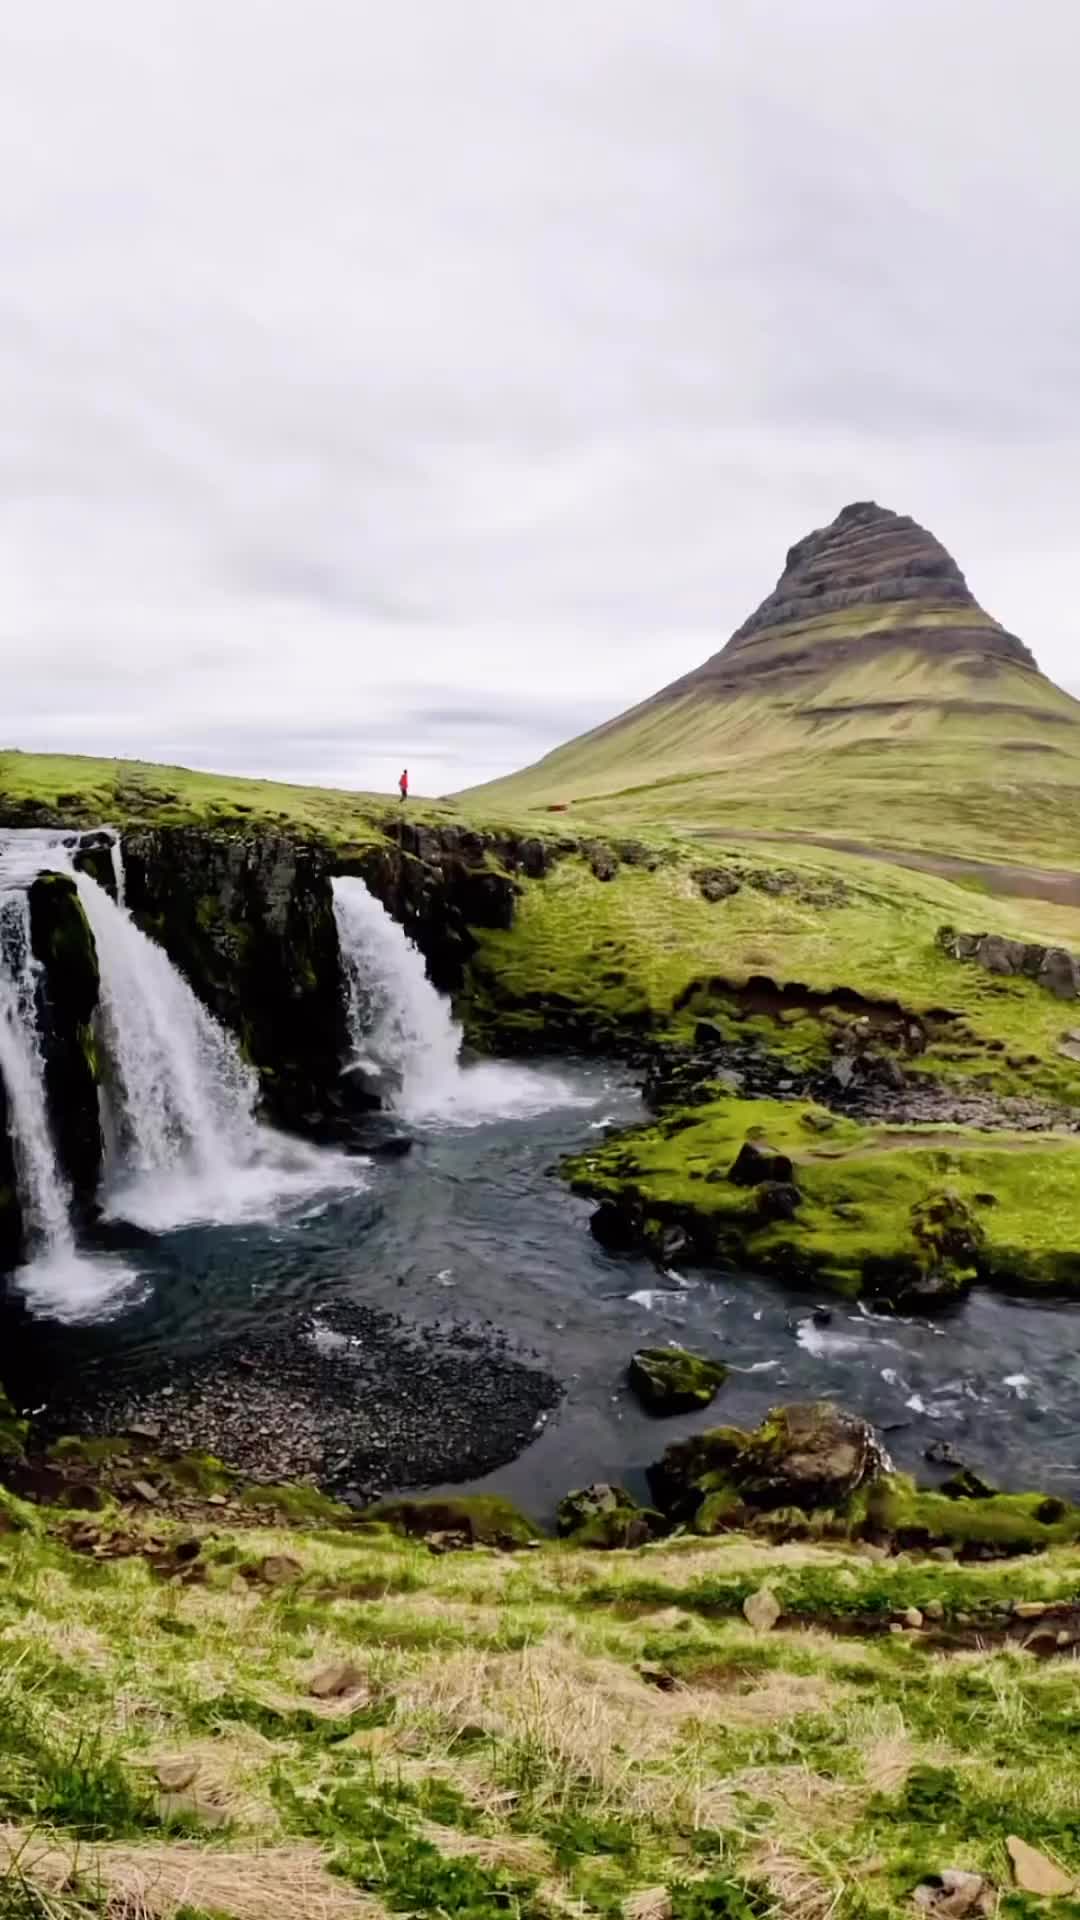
[4,1473,1080,1920]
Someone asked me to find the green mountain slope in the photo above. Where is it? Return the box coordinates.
[464,502,1080,867]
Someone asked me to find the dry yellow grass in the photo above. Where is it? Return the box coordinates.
[0,1828,385,1920]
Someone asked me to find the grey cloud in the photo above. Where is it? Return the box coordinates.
[1,0,1079,795]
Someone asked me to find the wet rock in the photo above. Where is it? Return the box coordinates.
[743,1587,781,1633]
[590,1197,644,1254]
[628,1346,728,1416]
[729,1140,795,1187]
[26,870,103,1218]
[1007,1836,1074,1896]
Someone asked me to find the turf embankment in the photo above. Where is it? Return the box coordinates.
[461,841,1080,1295]
[5,1472,1080,1920]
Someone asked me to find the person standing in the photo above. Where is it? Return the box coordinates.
[398,768,409,803]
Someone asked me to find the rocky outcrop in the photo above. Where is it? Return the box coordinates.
[939,925,1080,1000]
[648,1401,888,1531]
[121,828,345,1133]
[666,501,1036,695]
[351,821,529,995]
[27,872,102,1218]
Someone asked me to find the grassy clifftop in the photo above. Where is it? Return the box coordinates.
[4,1474,1080,1919]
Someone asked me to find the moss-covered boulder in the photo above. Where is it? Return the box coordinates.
[628,1346,728,1415]
[556,1482,665,1549]
[27,870,102,1217]
[649,1400,886,1525]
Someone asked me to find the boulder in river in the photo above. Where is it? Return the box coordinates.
[628,1346,728,1416]
[648,1400,887,1527]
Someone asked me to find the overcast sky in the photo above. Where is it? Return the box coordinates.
[2,3,1078,797]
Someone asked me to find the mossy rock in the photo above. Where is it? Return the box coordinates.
[556,1482,665,1548]
[649,1401,886,1522]
[628,1346,728,1415]
[365,1494,538,1547]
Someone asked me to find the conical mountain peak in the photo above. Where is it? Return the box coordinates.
[675,501,1036,697]
[463,500,1080,858]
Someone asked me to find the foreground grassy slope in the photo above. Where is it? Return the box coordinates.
[462,644,1080,868]
[5,1479,1080,1920]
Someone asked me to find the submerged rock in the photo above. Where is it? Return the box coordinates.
[628,1346,728,1416]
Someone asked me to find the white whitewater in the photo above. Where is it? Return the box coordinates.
[0,831,363,1280]
[332,876,588,1127]
[0,864,129,1321]
[0,890,73,1256]
[72,864,262,1210]
[72,857,361,1231]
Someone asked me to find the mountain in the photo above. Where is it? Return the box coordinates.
[465,502,1080,866]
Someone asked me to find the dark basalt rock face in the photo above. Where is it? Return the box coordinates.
[351,819,550,995]
[27,871,103,1219]
[664,501,1037,695]
[121,828,346,1135]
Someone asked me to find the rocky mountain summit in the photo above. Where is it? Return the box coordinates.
[673,499,1038,693]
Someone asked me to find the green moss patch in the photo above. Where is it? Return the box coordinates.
[567,1091,1080,1297]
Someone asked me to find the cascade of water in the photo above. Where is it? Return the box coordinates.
[334,876,462,1107]
[71,867,261,1189]
[331,876,587,1127]
[0,890,74,1259]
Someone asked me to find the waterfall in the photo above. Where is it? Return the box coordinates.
[0,868,130,1321]
[0,890,74,1258]
[72,868,261,1195]
[332,877,586,1127]
[0,830,363,1266]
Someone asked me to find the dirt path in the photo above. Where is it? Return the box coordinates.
[691,827,1080,907]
